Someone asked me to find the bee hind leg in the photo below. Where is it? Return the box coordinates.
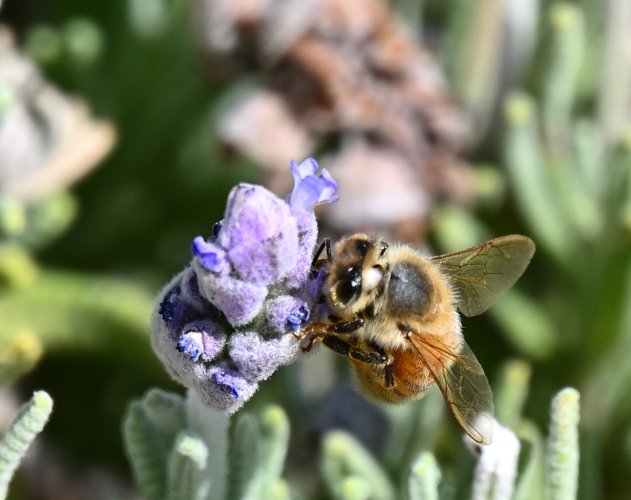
[321,335,389,366]
[322,335,395,388]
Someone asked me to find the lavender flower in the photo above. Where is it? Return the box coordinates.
[151,158,338,414]
[289,158,339,212]
[265,295,310,335]
[176,320,226,363]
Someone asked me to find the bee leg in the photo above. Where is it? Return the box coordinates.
[383,365,394,388]
[348,347,389,365]
[322,335,395,389]
[321,335,384,364]
[322,335,388,366]
[320,334,353,356]
[331,317,364,334]
[293,322,328,351]
[366,341,395,389]
[295,317,364,352]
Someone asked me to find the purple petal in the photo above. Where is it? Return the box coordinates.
[211,370,240,399]
[265,295,311,335]
[150,290,210,388]
[219,184,299,285]
[290,157,318,180]
[307,266,327,304]
[286,305,310,331]
[158,284,183,329]
[318,168,340,204]
[284,209,318,289]
[176,320,226,363]
[192,236,230,274]
[288,158,339,211]
[177,333,204,362]
[195,261,268,326]
[158,282,198,335]
[179,267,209,313]
[197,363,259,413]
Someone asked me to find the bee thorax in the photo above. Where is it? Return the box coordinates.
[385,262,433,316]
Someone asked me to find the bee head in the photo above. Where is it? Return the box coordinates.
[327,235,386,313]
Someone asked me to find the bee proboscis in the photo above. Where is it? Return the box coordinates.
[299,234,535,444]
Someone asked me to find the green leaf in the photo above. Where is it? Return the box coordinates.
[166,431,210,500]
[185,390,229,500]
[322,431,395,500]
[241,406,290,500]
[503,92,576,264]
[0,390,53,499]
[226,413,260,500]
[407,452,441,500]
[122,400,169,500]
[494,360,532,428]
[546,388,580,500]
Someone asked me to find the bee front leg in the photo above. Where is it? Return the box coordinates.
[311,238,332,267]
[295,317,365,352]
[331,317,364,334]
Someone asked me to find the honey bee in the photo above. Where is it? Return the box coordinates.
[300,234,535,444]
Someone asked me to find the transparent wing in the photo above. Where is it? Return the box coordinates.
[407,333,494,444]
[430,235,535,317]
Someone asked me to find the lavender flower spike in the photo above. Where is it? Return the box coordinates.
[150,157,339,414]
[289,157,339,212]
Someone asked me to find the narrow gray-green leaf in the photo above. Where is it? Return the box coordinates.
[407,452,441,500]
[0,390,53,499]
[166,431,210,500]
[546,388,580,500]
[122,400,168,500]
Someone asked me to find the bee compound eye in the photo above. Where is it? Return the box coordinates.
[355,239,370,256]
[334,265,362,305]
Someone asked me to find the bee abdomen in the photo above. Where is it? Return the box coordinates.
[351,348,433,403]
[354,369,428,403]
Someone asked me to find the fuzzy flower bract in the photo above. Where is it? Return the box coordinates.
[151,158,337,413]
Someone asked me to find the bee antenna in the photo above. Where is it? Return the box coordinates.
[311,239,332,268]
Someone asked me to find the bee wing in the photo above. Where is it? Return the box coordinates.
[407,333,494,444]
[430,235,535,317]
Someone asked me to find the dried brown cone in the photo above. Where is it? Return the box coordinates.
[197,0,473,243]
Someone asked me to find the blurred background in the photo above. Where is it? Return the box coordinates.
[0,0,630,498]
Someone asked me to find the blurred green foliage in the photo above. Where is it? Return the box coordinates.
[0,0,630,498]
[123,385,580,500]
